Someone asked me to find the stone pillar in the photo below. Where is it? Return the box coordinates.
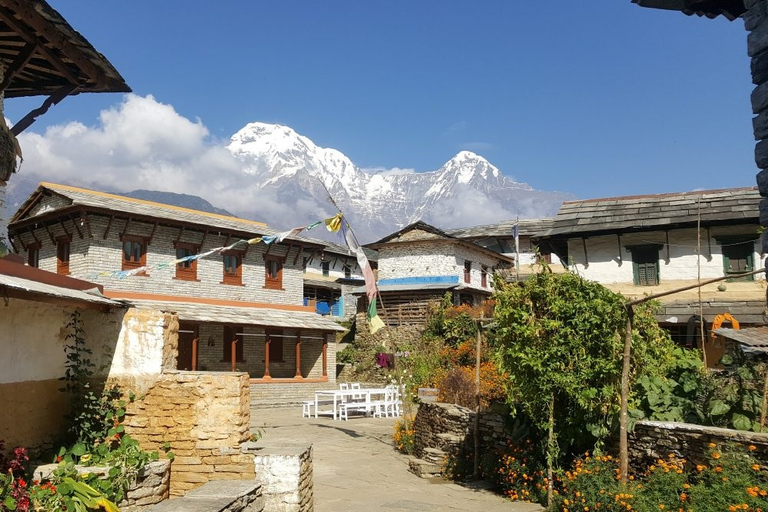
[746,0,768,316]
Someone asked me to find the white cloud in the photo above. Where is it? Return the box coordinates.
[360,166,416,176]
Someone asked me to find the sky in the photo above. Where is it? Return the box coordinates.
[2,0,757,205]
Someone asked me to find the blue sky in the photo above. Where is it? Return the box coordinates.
[3,1,756,201]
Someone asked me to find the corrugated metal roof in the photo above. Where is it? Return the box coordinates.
[545,187,760,237]
[714,327,768,353]
[127,299,346,332]
[0,272,122,307]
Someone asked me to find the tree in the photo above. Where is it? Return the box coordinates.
[490,269,675,505]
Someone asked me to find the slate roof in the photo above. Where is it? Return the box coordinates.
[714,326,768,354]
[0,0,130,99]
[632,0,747,20]
[544,187,759,238]
[367,221,514,263]
[127,299,347,332]
[448,218,554,239]
[0,271,121,308]
[10,183,322,247]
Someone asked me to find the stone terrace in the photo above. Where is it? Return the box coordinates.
[250,406,543,512]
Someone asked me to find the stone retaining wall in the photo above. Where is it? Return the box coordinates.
[253,443,313,512]
[123,371,254,496]
[629,420,768,468]
[412,402,508,464]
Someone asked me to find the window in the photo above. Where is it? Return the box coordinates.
[267,329,284,362]
[481,265,488,287]
[56,237,70,275]
[720,238,755,282]
[321,261,330,277]
[122,236,146,271]
[174,243,199,281]
[629,245,661,286]
[264,256,283,290]
[464,261,472,283]
[222,251,243,286]
[27,243,39,268]
[222,325,244,362]
[343,264,352,279]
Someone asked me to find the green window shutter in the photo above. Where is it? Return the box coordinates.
[628,245,661,286]
[632,259,639,285]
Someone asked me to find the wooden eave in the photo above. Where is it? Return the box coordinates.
[541,216,759,242]
[632,0,747,20]
[8,204,325,252]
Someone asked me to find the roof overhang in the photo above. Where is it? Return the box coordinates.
[126,298,347,333]
[632,0,747,20]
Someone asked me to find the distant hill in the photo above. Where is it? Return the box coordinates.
[120,189,235,217]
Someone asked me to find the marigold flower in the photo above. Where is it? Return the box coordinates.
[748,445,756,451]
[712,452,721,459]
[753,464,761,471]
[709,442,717,448]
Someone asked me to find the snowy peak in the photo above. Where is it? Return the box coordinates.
[442,150,501,183]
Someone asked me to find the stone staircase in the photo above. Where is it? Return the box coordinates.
[147,480,263,512]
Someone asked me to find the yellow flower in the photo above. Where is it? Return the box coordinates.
[709,442,717,448]
[753,464,761,471]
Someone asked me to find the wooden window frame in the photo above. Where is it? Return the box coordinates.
[221,250,243,286]
[222,325,244,362]
[174,242,199,281]
[628,245,661,286]
[343,264,352,279]
[321,261,330,277]
[717,236,755,282]
[481,265,488,287]
[267,329,284,362]
[56,236,71,275]
[121,235,147,271]
[463,261,472,284]
[264,256,283,290]
[27,242,40,268]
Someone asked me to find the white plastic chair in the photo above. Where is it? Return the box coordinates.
[302,400,314,418]
[339,382,349,403]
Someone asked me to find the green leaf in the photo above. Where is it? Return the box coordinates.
[731,413,752,431]
[4,496,17,510]
[709,399,730,416]
[71,443,87,456]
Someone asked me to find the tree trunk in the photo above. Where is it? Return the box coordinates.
[619,307,633,484]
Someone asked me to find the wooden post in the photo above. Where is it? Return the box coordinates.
[295,332,303,379]
[263,335,271,379]
[191,337,198,371]
[322,334,328,378]
[473,318,481,480]
[230,338,237,372]
[619,307,633,485]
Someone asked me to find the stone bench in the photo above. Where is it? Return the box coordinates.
[147,480,263,512]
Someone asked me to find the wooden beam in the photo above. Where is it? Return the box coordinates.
[43,223,55,244]
[199,230,208,249]
[293,244,303,265]
[11,83,78,135]
[174,226,185,245]
[0,41,36,93]
[147,221,158,245]
[103,215,114,240]
[119,217,132,240]
[58,218,71,240]
[68,213,83,239]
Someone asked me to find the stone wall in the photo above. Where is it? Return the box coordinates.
[412,402,508,465]
[119,460,171,511]
[747,0,768,270]
[253,444,313,512]
[123,371,255,496]
[629,420,768,469]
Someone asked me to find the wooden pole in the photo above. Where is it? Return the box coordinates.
[626,268,765,307]
[697,196,708,368]
[191,336,198,371]
[547,393,555,507]
[295,332,303,379]
[473,317,482,480]
[619,307,633,485]
[322,334,328,379]
[230,338,237,372]
[761,363,768,432]
[263,336,271,379]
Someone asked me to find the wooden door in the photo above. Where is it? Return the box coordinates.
[177,323,198,371]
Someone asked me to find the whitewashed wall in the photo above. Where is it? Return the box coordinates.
[566,227,760,284]
[377,241,504,292]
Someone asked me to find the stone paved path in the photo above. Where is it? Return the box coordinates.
[252,407,543,512]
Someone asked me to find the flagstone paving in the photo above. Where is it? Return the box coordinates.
[251,407,543,512]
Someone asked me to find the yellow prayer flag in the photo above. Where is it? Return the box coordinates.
[324,213,342,233]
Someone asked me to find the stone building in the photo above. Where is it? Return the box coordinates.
[362,221,513,326]
[538,187,764,355]
[8,182,345,382]
[301,239,368,320]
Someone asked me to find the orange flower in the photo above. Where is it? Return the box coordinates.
[753,464,761,471]
[748,445,756,451]
[709,442,717,448]
[712,452,721,459]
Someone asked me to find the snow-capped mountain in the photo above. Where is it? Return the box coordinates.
[227,122,573,242]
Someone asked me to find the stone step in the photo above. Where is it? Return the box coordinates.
[422,447,447,465]
[408,457,443,478]
[147,480,262,512]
